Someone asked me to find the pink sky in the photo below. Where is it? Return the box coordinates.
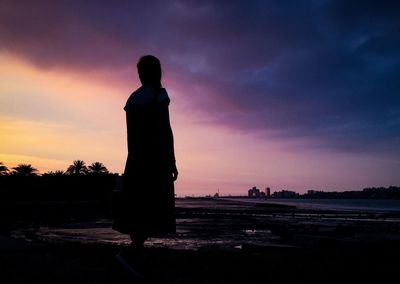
[1,54,398,196]
[1,1,399,196]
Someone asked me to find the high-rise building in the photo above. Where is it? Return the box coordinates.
[265,187,271,198]
[248,186,261,198]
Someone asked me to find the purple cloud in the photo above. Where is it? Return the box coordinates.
[1,0,399,154]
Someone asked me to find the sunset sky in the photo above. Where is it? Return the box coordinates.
[1,0,399,196]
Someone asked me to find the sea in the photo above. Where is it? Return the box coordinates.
[13,198,400,251]
[229,197,400,212]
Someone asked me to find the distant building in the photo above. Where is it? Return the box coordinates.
[272,190,299,198]
[266,187,271,198]
[248,186,272,199]
[248,186,261,198]
[307,190,323,195]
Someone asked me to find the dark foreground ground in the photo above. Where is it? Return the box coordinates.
[1,234,399,284]
[1,198,400,283]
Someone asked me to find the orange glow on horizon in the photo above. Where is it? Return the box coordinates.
[1,54,399,196]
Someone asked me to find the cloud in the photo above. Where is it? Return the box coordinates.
[1,0,399,154]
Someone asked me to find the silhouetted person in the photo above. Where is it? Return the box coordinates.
[112,55,178,264]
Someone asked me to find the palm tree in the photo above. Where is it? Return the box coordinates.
[88,162,109,174]
[66,160,88,175]
[12,164,38,176]
[0,162,9,175]
[43,170,65,177]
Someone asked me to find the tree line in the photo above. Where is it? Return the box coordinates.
[0,161,118,229]
[0,160,117,204]
[0,160,113,176]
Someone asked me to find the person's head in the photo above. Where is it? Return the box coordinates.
[137,55,162,88]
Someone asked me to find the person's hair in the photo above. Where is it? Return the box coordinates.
[137,55,162,88]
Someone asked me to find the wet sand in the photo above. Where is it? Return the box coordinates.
[1,198,400,283]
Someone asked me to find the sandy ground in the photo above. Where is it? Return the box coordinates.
[1,198,400,283]
[1,234,399,283]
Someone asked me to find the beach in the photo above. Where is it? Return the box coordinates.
[1,197,400,283]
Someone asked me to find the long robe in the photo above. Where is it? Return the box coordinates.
[112,86,176,236]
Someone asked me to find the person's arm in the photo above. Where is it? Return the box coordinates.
[126,111,134,154]
[159,99,178,181]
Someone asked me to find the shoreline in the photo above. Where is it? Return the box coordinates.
[2,198,400,283]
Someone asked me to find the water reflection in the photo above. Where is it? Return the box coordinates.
[12,198,400,250]
[33,219,281,250]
